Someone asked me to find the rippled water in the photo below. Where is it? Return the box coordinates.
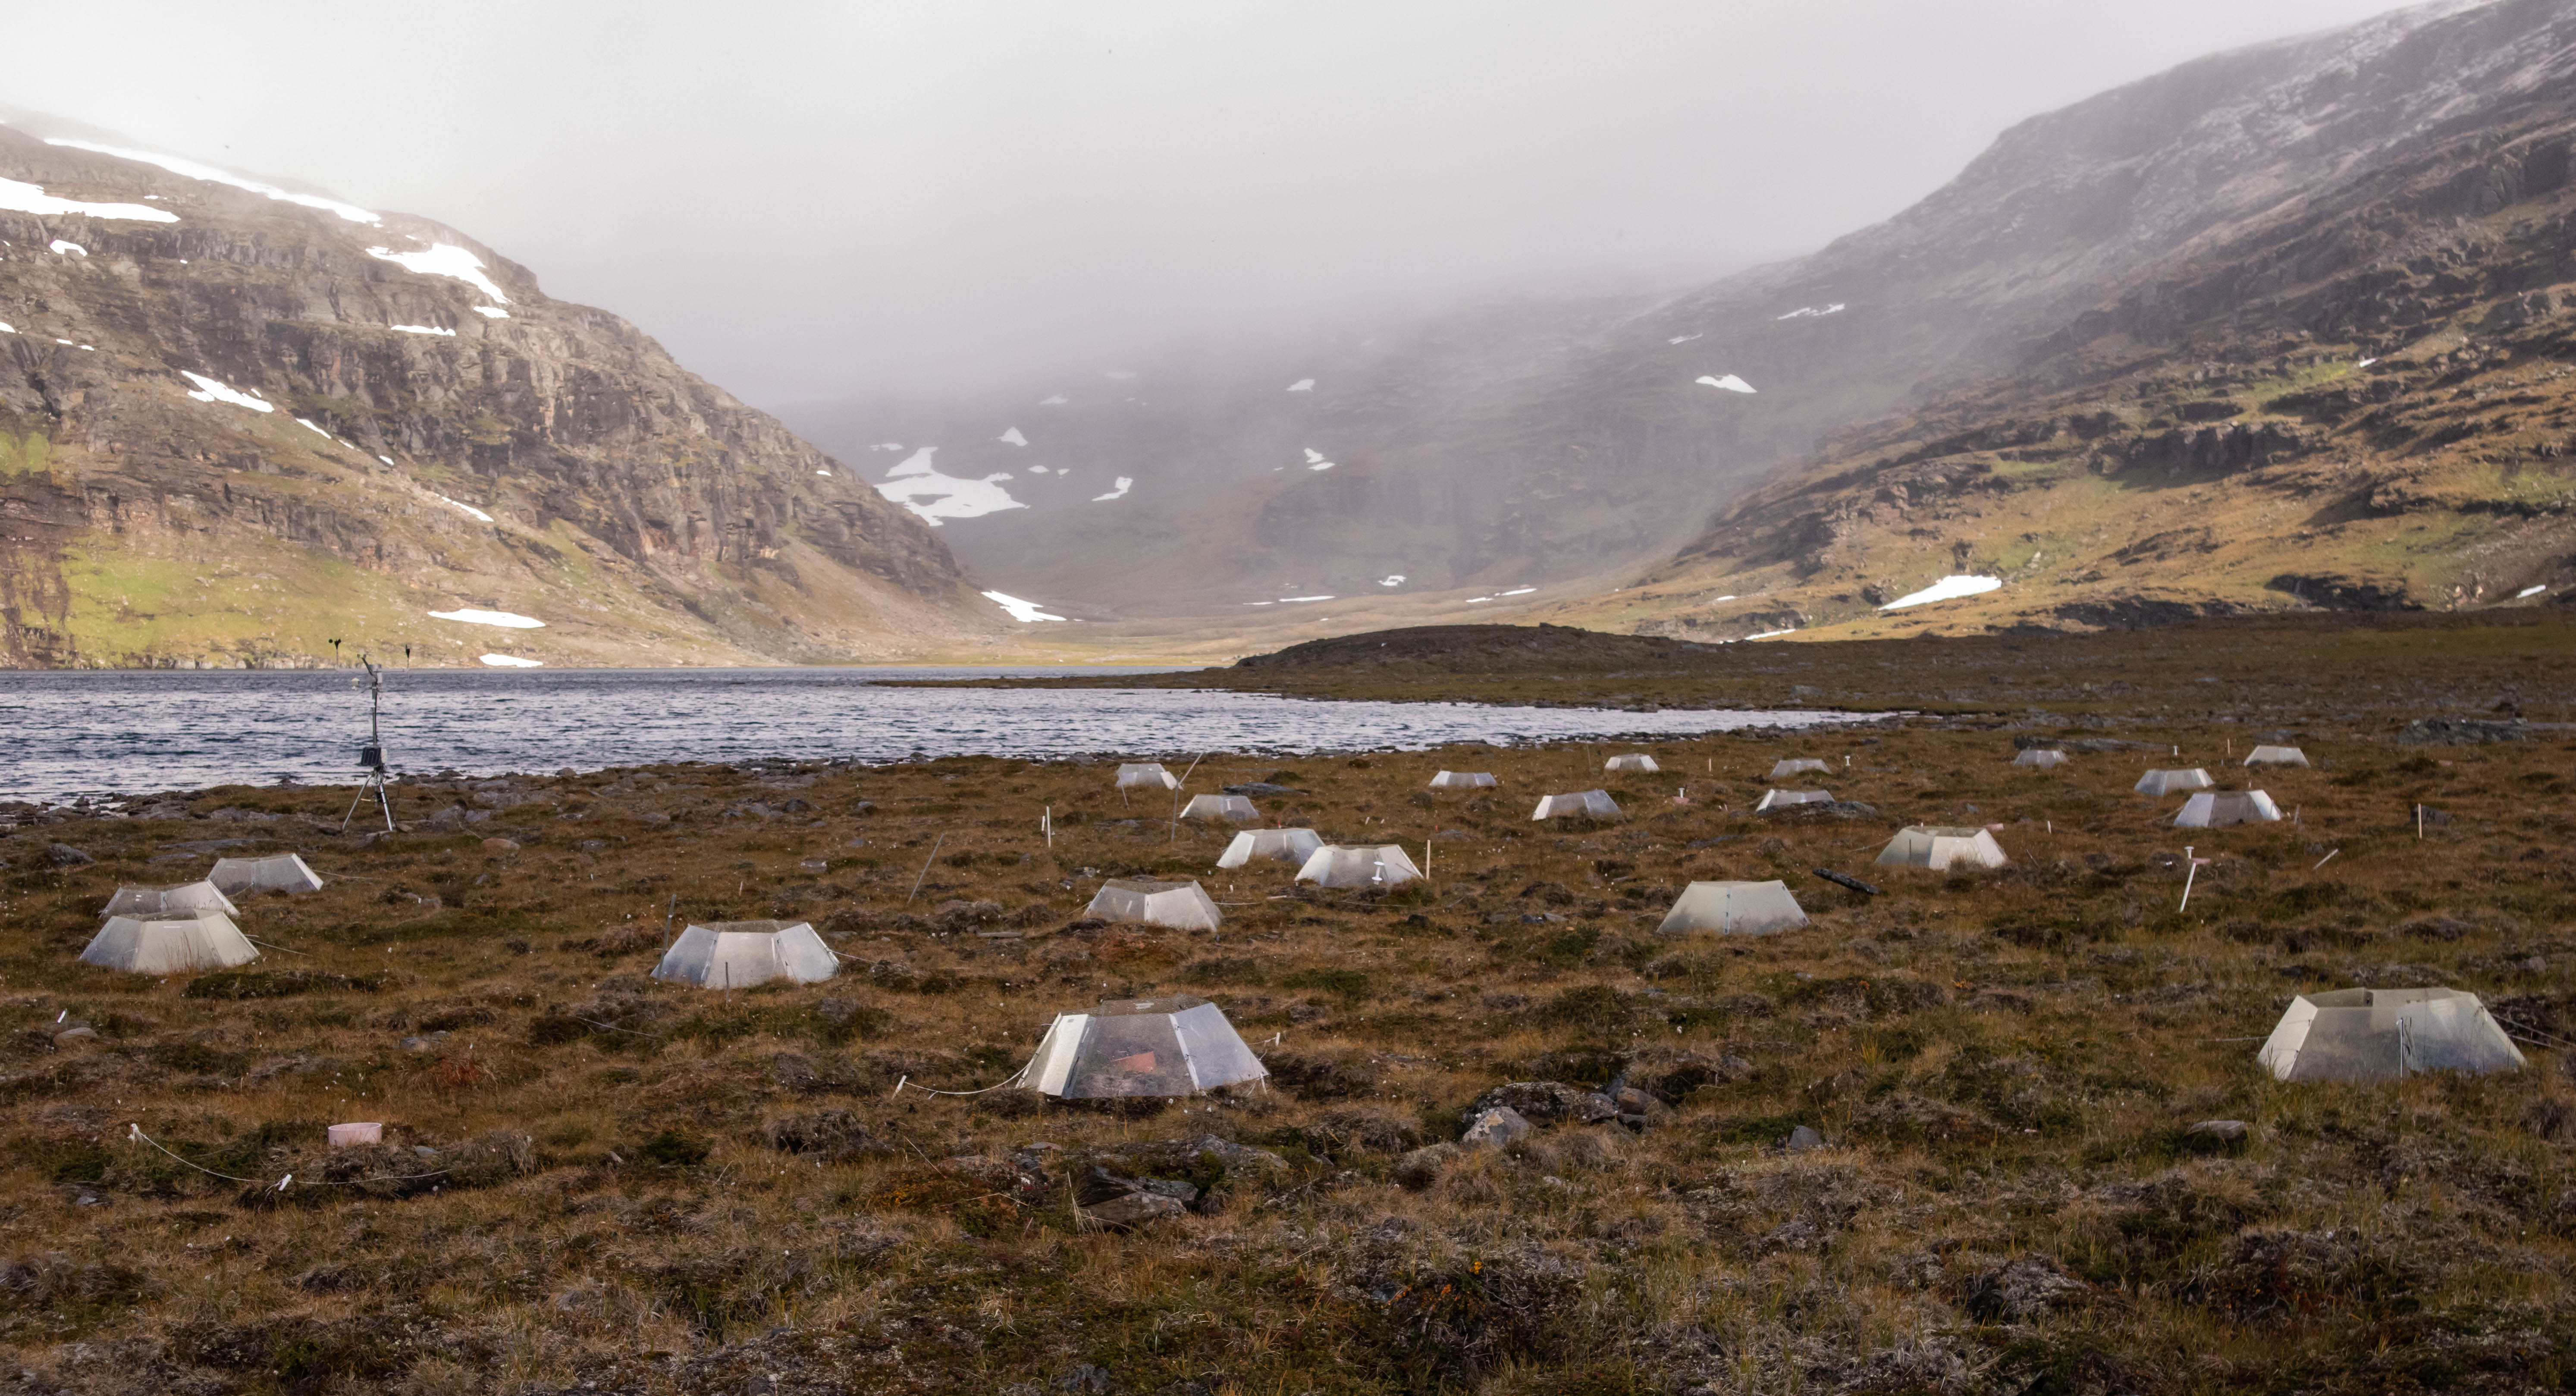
[0,668,1868,804]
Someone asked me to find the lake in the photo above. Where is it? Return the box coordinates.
[0,667,1871,805]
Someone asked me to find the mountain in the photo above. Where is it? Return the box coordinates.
[1550,0,2576,641]
[786,0,2576,648]
[0,120,991,670]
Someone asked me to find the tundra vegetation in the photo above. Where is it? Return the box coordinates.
[0,617,2571,1394]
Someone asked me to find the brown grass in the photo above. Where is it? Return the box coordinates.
[0,693,2570,1392]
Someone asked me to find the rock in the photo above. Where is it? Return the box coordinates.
[1460,1107,1532,1148]
[2395,717,2529,745]
[1782,1125,1826,1152]
[1221,783,1307,797]
[399,1031,452,1052]
[1081,1166,1199,1208]
[44,843,93,867]
[1083,1191,1184,1228]
[853,801,877,816]
[2186,1119,2249,1142]
[1467,1081,1619,1126]
[1393,1142,1459,1190]
[480,837,521,854]
[1962,1255,2087,1322]
[52,1026,97,1048]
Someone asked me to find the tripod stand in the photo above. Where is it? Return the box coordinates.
[342,657,397,833]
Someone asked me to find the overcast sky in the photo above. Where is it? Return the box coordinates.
[12,0,2422,405]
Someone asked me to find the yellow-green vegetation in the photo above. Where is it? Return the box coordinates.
[0,431,64,484]
[2,669,2569,1391]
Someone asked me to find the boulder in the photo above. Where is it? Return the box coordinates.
[1782,1125,1826,1152]
[45,844,93,867]
[1460,1107,1532,1148]
[1468,1081,1619,1126]
[1083,1191,1184,1228]
[2186,1119,2249,1143]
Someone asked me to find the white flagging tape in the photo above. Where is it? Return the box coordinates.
[889,1062,1033,1099]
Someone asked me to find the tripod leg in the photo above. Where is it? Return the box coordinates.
[342,783,369,832]
[375,775,395,832]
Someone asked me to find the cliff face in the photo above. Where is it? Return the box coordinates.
[0,123,989,668]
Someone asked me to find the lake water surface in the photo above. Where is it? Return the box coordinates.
[0,668,1870,804]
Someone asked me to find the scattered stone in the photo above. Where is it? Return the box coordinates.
[481,837,521,854]
[45,843,93,867]
[1962,1255,2087,1322]
[1221,782,1307,797]
[400,1031,453,1052]
[2186,1119,2249,1142]
[53,1026,97,1048]
[1468,1081,1619,1126]
[1084,1191,1184,1228]
[1393,1142,1459,1190]
[2395,717,2529,745]
[1460,1106,1532,1148]
[1782,1125,1826,1152]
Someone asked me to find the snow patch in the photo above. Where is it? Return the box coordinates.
[1668,333,1702,344]
[983,590,1067,623]
[0,176,177,223]
[1039,393,1068,406]
[478,653,543,668]
[390,323,455,336]
[1303,447,1335,471]
[0,323,12,334]
[1713,594,1736,601]
[1880,575,2002,611]
[366,243,509,303]
[2356,357,2379,368]
[46,138,381,224]
[472,305,508,319]
[815,469,831,477]
[2517,583,2548,598]
[874,446,1027,525]
[1286,378,1314,392]
[997,427,1026,446]
[293,417,332,439]
[431,607,544,629]
[1379,575,1405,587]
[1279,595,1333,603]
[1091,476,1133,502]
[179,371,273,414]
[1498,587,1535,597]
[429,493,495,524]
[869,442,904,451]
[1696,374,1757,393]
[1747,627,1796,640]
[1027,464,1051,474]
[1775,303,1845,320]
[376,455,394,466]
[49,240,85,256]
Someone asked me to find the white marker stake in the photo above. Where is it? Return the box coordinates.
[2179,846,2211,912]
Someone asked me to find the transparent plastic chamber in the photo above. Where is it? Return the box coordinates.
[1024,997,1270,1098]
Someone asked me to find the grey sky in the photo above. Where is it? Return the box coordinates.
[13,1,2422,404]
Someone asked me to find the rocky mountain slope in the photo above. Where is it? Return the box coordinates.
[1553,0,2576,642]
[0,121,992,669]
[789,0,2576,648]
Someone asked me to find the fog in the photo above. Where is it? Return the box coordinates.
[10,0,2419,404]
